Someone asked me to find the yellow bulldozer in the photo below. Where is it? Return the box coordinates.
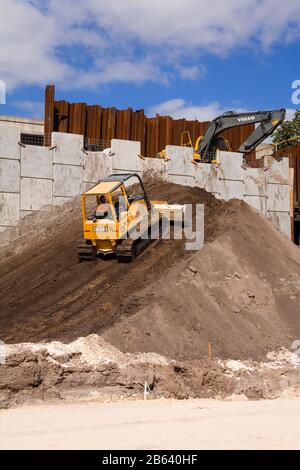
[78,173,184,262]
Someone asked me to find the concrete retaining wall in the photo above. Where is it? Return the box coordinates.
[0,128,109,243]
[0,127,292,245]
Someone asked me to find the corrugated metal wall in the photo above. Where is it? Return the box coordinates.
[44,85,255,159]
[274,143,300,206]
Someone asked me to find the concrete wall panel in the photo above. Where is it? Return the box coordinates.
[168,174,195,187]
[217,151,243,178]
[268,212,291,239]
[111,139,141,172]
[53,164,83,197]
[0,193,19,226]
[142,157,168,181]
[194,163,220,194]
[216,151,245,201]
[0,126,20,160]
[266,184,290,212]
[243,169,266,197]
[0,226,19,246]
[84,182,96,192]
[0,159,20,193]
[21,146,52,179]
[265,157,289,185]
[166,146,195,177]
[21,178,52,211]
[53,196,75,206]
[20,210,34,219]
[84,152,112,183]
[218,180,244,201]
[52,132,83,166]
[244,195,267,214]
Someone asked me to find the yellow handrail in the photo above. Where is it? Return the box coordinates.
[274,135,300,151]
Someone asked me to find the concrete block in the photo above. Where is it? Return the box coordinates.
[53,164,83,197]
[266,183,291,213]
[0,192,19,226]
[194,163,220,195]
[265,157,289,185]
[53,196,74,206]
[21,145,52,179]
[217,151,244,179]
[268,211,292,239]
[243,168,266,197]
[84,182,96,192]
[21,178,52,211]
[244,195,267,214]
[20,210,35,219]
[215,151,245,201]
[52,132,83,166]
[142,157,168,181]
[256,144,274,159]
[0,126,20,159]
[84,152,112,183]
[243,168,268,213]
[111,139,141,172]
[0,158,20,193]
[0,226,19,247]
[218,179,244,201]
[166,146,195,177]
[167,174,195,188]
[113,169,141,176]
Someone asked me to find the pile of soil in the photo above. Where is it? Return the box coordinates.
[0,181,300,360]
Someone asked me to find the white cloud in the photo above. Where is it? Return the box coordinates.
[149,98,248,121]
[86,0,300,51]
[285,109,297,121]
[1,0,300,90]
[12,100,44,118]
[177,65,205,81]
[85,60,169,86]
[0,0,73,89]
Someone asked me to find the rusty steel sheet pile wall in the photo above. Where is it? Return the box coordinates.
[44,85,255,159]
[274,143,300,207]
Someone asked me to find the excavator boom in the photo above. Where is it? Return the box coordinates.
[197,108,286,161]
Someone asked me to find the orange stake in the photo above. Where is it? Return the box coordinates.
[208,340,212,360]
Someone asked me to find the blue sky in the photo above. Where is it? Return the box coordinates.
[0,0,300,121]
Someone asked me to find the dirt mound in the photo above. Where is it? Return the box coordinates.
[0,181,299,361]
[103,199,300,359]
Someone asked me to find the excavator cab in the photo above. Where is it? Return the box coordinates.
[180,131,231,163]
[193,135,231,162]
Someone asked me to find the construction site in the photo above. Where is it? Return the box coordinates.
[1,83,300,449]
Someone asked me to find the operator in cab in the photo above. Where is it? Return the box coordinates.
[95,195,112,220]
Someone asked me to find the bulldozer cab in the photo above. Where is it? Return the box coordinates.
[81,174,150,250]
[79,173,184,262]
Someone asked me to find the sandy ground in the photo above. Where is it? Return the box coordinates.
[1,398,300,450]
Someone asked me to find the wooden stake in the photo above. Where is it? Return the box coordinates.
[208,340,212,360]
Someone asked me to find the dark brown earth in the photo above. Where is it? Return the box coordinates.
[0,181,300,360]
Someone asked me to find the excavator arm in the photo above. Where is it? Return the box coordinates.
[197,108,286,161]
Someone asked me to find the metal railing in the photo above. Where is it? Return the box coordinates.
[84,138,111,152]
[20,133,51,147]
[20,134,111,151]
